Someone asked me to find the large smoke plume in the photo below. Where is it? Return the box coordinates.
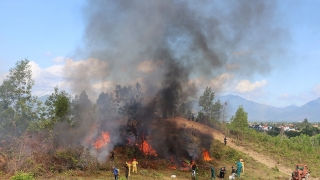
[60,0,288,162]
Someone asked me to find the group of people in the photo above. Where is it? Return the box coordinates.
[210,157,244,179]
[112,158,139,180]
[112,156,244,180]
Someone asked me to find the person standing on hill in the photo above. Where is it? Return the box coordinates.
[112,166,119,180]
[240,157,244,173]
[219,166,226,178]
[125,162,129,179]
[210,166,216,179]
[229,166,236,179]
[132,158,138,173]
[110,151,115,166]
[191,161,198,180]
[126,160,132,177]
[110,151,115,161]
[236,161,242,178]
[224,136,227,145]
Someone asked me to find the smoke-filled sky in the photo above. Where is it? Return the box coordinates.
[1,0,320,107]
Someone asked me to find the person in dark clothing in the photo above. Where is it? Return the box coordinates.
[231,166,236,173]
[191,163,197,171]
[112,166,119,180]
[191,161,197,179]
[125,163,129,179]
[230,166,236,179]
[110,151,115,161]
[219,167,226,178]
[224,137,227,145]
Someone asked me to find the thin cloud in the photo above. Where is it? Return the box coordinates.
[190,73,234,95]
[278,93,291,100]
[312,84,320,96]
[277,90,318,107]
[235,79,268,93]
[29,61,65,96]
[52,56,66,64]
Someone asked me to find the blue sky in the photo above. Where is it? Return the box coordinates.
[0,0,319,108]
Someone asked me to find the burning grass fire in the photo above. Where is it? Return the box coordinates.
[202,150,213,161]
[139,137,158,156]
[93,132,110,149]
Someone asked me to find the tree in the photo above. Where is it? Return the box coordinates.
[199,87,215,124]
[115,83,143,136]
[115,83,143,120]
[96,92,117,122]
[43,86,72,128]
[230,105,249,132]
[0,59,38,136]
[159,81,179,118]
[211,100,223,124]
[70,90,93,126]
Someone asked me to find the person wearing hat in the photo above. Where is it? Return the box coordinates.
[132,158,138,173]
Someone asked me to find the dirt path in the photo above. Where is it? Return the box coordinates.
[169,117,293,176]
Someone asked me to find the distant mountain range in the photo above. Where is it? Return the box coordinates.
[38,94,320,122]
[189,94,320,122]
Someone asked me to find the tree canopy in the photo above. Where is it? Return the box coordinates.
[198,87,223,126]
[230,105,249,131]
[0,59,38,136]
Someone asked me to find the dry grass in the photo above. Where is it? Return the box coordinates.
[0,117,298,180]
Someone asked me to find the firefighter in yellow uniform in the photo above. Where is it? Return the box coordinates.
[126,161,132,177]
[240,157,244,173]
[132,158,138,173]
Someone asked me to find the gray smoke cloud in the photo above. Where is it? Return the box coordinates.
[66,0,288,99]
[62,0,288,162]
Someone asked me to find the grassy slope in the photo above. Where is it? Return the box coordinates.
[2,117,293,180]
[30,140,287,180]
[32,140,288,180]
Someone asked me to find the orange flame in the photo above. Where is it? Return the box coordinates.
[168,165,177,170]
[140,139,158,156]
[93,132,110,149]
[202,150,213,161]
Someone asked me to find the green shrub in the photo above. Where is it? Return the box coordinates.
[226,149,239,161]
[10,171,35,180]
[153,172,164,178]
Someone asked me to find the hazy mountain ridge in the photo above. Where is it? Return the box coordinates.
[190,94,320,122]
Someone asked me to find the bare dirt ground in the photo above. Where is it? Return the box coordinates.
[167,117,317,179]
